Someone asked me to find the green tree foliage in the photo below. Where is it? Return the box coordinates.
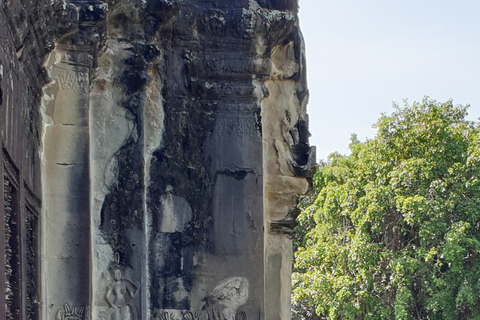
[292,99,480,320]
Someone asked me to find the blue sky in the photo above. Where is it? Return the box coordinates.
[299,1,480,161]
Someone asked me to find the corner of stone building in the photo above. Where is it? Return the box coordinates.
[255,1,316,319]
[26,0,315,319]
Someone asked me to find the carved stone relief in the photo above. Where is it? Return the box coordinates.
[57,69,89,94]
[216,118,257,139]
[3,175,20,320]
[104,253,140,320]
[55,304,90,320]
[154,277,249,320]
[3,175,14,320]
[0,1,311,319]
[153,309,248,320]
[25,204,40,320]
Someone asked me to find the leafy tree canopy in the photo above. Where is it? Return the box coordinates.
[292,99,480,320]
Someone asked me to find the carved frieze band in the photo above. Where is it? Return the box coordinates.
[154,277,250,320]
[204,57,253,75]
[215,104,255,113]
[216,118,257,138]
[61,51,94,68]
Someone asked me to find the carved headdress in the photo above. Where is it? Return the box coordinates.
[110,252,125,271]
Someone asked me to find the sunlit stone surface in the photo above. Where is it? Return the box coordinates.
[0,1,314,319]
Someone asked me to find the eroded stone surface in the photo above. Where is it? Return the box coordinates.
[1,0,313,319]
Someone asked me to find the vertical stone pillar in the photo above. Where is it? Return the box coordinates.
[141,1,266,319]
[41,47,92,319]
[257,4,316,320]
[40,2,106,319]
[90,33,148,320]
[1,3,50,319]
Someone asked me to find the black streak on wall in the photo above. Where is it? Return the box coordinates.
[100,39,156,266]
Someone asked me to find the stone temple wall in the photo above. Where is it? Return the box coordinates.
[0,1,315,319]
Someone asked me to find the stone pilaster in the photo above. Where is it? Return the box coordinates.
[40,2,106,319]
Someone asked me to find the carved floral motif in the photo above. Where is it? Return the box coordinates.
[58,69,89,94]
[55,304,90,320]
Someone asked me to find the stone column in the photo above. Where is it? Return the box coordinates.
[41,46,92,319]
[257,5,316,320]
[40,2,106,319]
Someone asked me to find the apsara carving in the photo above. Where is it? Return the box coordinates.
[105,252,140,320]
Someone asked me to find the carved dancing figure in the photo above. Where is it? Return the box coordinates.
[105,253,139,320]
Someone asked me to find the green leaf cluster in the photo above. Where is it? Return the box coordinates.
[292,99,480,319]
